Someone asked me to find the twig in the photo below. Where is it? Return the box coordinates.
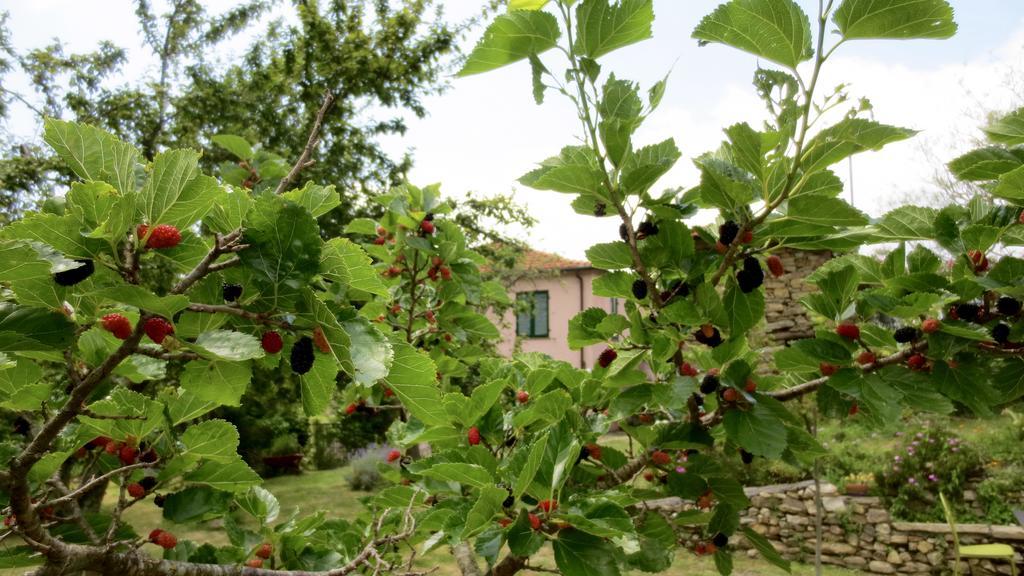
[171,230,244,295]
[274,90,336,195]
[186,304,291,329]
[133,348,201,361]
[39,462,156,510]
[45,478,99,545]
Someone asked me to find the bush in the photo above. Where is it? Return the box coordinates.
[268,433,301,455]
[310,412,394,470]
[876,425,983,522]
[346,444,391,492]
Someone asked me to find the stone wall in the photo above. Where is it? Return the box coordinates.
[764,248,833,344]
[653,480,1024,574]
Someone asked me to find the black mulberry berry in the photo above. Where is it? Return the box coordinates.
[712,533,729,547]
[593,203,607,217]
[577,445,591,464]
[700,374,720,394]
[53,259,94,286]
[290,336,315,375]
[740,450,754,465]
[992,323,1011,344]
[955,303,981,322]
[893,327,919,344]
[997,296,1022,316]
[637,220,659,238]
[694,327,723,348]
[424,213,435,221]
[619,223,629,242]
[632,279,648,300]
[737,258,764,293]
[139,476,158,491]
[718,221,739,246]
[222,283,243,302]
[692,394,704,407]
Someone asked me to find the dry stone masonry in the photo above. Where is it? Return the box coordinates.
[652,480,1023,574]
[763,248,833,344]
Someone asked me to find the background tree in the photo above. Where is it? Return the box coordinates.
[0,0,498,225]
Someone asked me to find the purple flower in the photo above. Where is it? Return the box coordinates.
[675,466,687,474]
[928,474,938,482]
[894,455,902,462]
[908,477,917,485]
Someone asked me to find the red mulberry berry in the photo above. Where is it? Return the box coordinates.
[386,449,401,463]
[468,427,481,446]
[651,450,671,466]
[538,499,557,513]
[144,224,181,249]
[921,318,941,334]
[102,314,133,340]
[143,317,174,344]
[516,390,529,404]
[598,348,617,368]
[256,543,272,559]
[261,331,283,354]
[766,255,784,278]
[127,483,146,498]
[836,323,860,340]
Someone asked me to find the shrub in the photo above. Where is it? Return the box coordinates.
[268,433,302,456]
[346,444,391,492]
[876,426,983,522]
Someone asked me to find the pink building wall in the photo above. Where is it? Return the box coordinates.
[495,268,615,369]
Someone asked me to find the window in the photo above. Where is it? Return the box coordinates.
[516,291,549,338]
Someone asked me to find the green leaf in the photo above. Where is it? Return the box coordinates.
[182,419,240,463]
[553,528,622,576]
[420,463,494,489]
[510,0,548,9]
[627,512,675,572]
[993,165,1024,203]
[529,53,547,105]
[875,206,936,241]
[723,279,764,336]
[385,341,447,426]
[211,134,253,160]
[185,458,260,493]
[0,358,48,411]
[191,330,265,361]
[995,359,1024,404]
[43,118,140,195]
[507,511,546,556]
[585,242,632,270]
[235,486,280,524]
[0,303,76,352]
[140,149,221,229]
[833,0,956,40]
[321,238,389,297]
[723,400,788,458]
[458,11,560,77]
[241,196,322,308]
[203,188,252,234]
[514,431,550,498]
[948,147,1023,181]
[520,146,606,196]
[282,182,341,218]
[344,319,392,386]
[983,107,1024,146]
[802,265,858,321]
[2,212,107,261]
[692,0,813,68]
[462,486,507,539]
[621,139,681,194]
[565,501,635,539]
[94,286,189,319]
[299,352,339,416]
[180,360,252,407]
[162,486,233,523]
[787,196,868,226]
[742,526,790,571]
[574,0,654,60]
[801,118,917,175]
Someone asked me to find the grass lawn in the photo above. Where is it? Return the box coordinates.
[0,465,857,576]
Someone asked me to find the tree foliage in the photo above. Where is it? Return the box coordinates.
[1,1,1024,576]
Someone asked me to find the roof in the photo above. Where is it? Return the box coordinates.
[518,249,592,271]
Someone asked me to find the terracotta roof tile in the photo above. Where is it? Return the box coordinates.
[518,249,591,271]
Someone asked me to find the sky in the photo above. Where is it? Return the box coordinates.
[4,1,1024,259]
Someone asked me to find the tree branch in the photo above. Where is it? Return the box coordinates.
[171,230,244,295]
[274,90,336,195]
